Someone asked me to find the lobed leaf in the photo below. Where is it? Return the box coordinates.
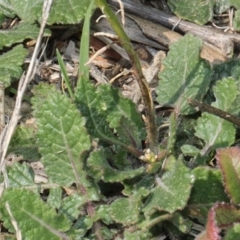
[75,77,145,151]
[157,34,211,115]
[59,192,99,221]
[0,22,50,50]
[87,148,145,182]
[0,45,27,87]
[32,83,91,187]
[0,189,71,239]
[216,147,240,204]
[143,160,194,215]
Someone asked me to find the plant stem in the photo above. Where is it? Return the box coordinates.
[94,0,158,153]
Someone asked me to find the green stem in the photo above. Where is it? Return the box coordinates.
[56,49,74,99]
[94,0,158,153]
[167,111,177,154]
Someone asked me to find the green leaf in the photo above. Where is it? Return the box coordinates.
[194,78,236,154]
[87,148,145,182]
[224,223,240,240]
[190,167,229,204]
[7,162,36,188]
[214,0,230,14]
[109,197,140,225]
[69,216,93,238]
[203,203,222,240]
[168,212,192,234]
[0,45,27,86]
[75,77,114,139]
[212,61,240,117]
[213,59,240,82]
[48,0,96,24]
[32,83,91,187]
[8,125,40,161]
[157,34,211,115]
[0,22,50,50]
[0,0,95,24]
[79,0,95,78]
[216,147,240,204]
[98,84,145,147]
[123,230,152,240]
[123,175,155,196]
[181,144,200,157]
[0,0,42,23]
[167,0,214,25]
[95,205,114,225]
[213,203,240,228]
[143,160,194,215]
[59,192,99,221]
[47,187,63,209]
[186,167,229,223]
[75,77,145,151]
[56,49,74,99]
[0,189,71,239]
[0,1,15,18]
[0,11,5,24]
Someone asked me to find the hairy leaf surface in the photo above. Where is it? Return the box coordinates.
[87,148,145,182]
[216,147,240,204]
[0,0,95,24]
[186,167,229,223]
[157,34,211,115]
[194,78,236,155]
[143,160,194,215]
[0,22,46,50]
[8,125,40,161]
[7,162,35,188]
[0,189,71,239]
[109,197,140,225]
[168,0,214,25]
[75,77,145,150]
[32,83,91,187]
[0,45,27,86]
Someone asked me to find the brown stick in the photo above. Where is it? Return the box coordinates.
[188,98,240,127]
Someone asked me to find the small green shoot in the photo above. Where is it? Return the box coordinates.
[56,49,74,99]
